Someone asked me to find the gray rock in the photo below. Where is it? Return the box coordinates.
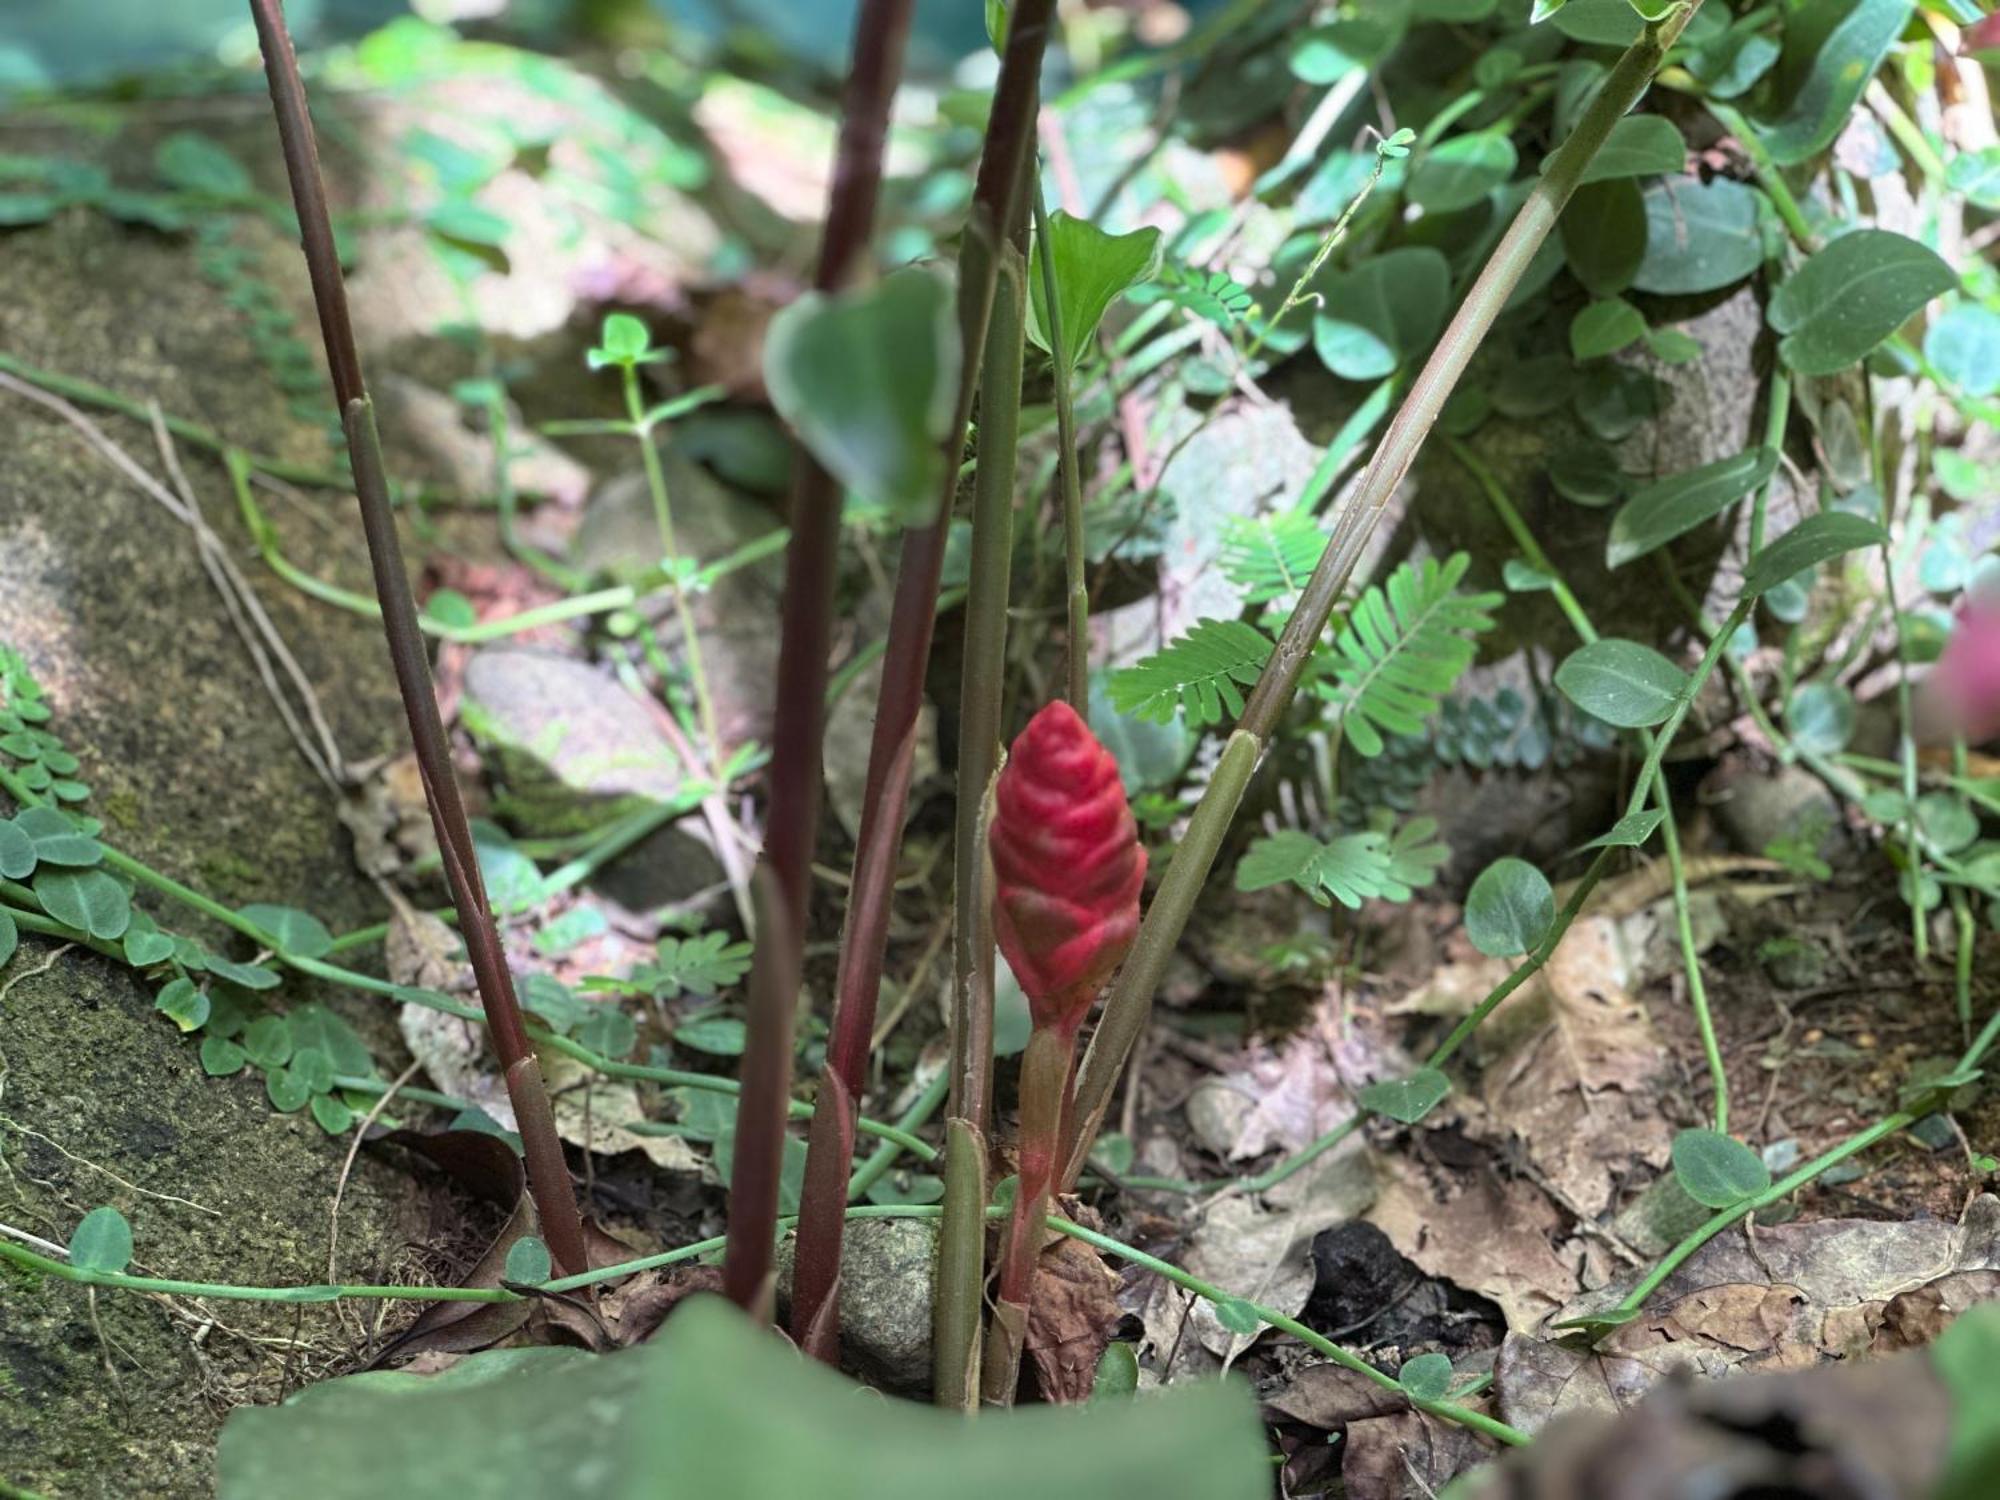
[776,1217,938,1393]
[1708,760,1841,860]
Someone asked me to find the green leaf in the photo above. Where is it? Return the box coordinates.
[1606,448,1778,568]
[1219,512,1327,607]
[1582,810,1665,850]
[201,1036,247,1077]
[33,866,130,940]
[155,132,253,199]
[204,953,282,992]
[1685,19,1780,99]
[311,1094,355,1135]
[1398,1352,1454,1403]
[427,200,511,248]
[1754,0,1914,166]
[266,1065,312,1114]
[1288,16,1403,83]
[1633,178,1763,295]
[1554,639,1688,727]
[290,1046,335,1095]
[0,191,59,226]
[504,1236,553,1286]
[123,918,177,968]
[0,908,14,970]
[68,1206,133,1275]
[589,312,653,370]
[1788,681,1856,756]
[1741,513,1888,597]
[218,1300,1269,1499]
[640,930,755,999]
[1550,0,1641,44]
[1924,303,2000,399]
[1569,297,1646,360]
[1212,1297,1263,1336]
[764,266,960,526]
[291,1003,376,1077]
[1769,230,1956,376]
[1129,263,1256,328]
[14,805,103,866]
[1108,619,1274,729]
[1316,553,1500,756]
[423,588,479,630]
[1933,1304,2000,1500]
[1947,147,2000,211]
[1465,857,1554,958]
[238,903,335,960]
[673,1013,747,1056]
[1358,1068,1451,1125]
[1311,247,1451,380]
[577,1004,638,1061]
[156,977,210,1033]
[0,818,33,879]
[242,1015,295,1071]
[1670,1127,1770,1208]
[1091,1343,1140,1401]
[1572,114,1685,184]
[1028,211,1163,371]
[1550,443,1629,507]
[1237,830,1396,911]
[1409,132,1517,214]
[533,904,608,957]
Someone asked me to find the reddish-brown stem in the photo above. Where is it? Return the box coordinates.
[721,0,916,1318]
[789,0,1057,1364]
[980,1020,1077,1405]
[247,0,587,1277]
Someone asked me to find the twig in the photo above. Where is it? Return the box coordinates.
[327,1059,421,1295]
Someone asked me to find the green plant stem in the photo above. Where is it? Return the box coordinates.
[1453,437,1732,1131]
[0,1200,1527,1447]
[1031,184,1090,712]
[789,0,1055,1366]
[0,352,355,492]
[0,765,933,1166]
[1865,78,1947,184]
[1606,1111,1914,1323]
[1748,367,1792,556]
[936,245,1028,1408]
[1058,4,1701,1189]
[983,1023,1076,1406]
[847,1067,950,1202]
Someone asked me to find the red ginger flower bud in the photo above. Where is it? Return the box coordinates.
[989,700,1146,1034]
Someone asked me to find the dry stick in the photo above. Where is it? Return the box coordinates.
[244,0,588,1278]
[935,247,1028,1409]
[789,0,1057,1364]
[1057,2,1703,1191]
[721,0,917,1318]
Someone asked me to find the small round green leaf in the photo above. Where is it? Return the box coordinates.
[33,866,131,941]
[1409,132,1517,214]
[1671,1127,1770,1208]
[242,1015,295,1070]
[1787,682,1856,756]
[310,1093,355,1135]
[1358,1068,1452,1125]
[503,1235,553,1286]
[1213,1298,1264,1336]
[0,819,34,879]
[200,1035,248,1077]
[0,908,15,970]
[266,1065,312,1114]
[1554,640,1688,727]
[290,1045,335,1095]
[68,1206,134,1275]
[1465,858,1554,958]
[155,977,210,1033]
[1397,1352,1454,1403]
[14,805,103,867]
[238,904,335,961]
[1633,178,1762,296]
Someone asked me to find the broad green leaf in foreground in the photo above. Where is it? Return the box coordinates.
[763,265,961,525]
[217,1296,1269,1500]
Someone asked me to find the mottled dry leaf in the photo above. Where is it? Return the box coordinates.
[1474,916,1673,1217]
[1342,1407,1497,1500]
[1549,1195,2000,1383]
[1370,1157,1581,1334]
[1496,1331,1694,1437]
[1264,1361,1407,1429]
[1026,1235,1125,1404]
[542,1052,702,1173]
[1180,1134,1376,1362]
[1185,1014,1352,1163]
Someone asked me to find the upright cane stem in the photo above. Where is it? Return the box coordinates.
[790,0,1057,1364]
[1058,3,1703,1190]
[934,248,1028,1408]
[722,0,916,1318]
[245,0,588,1276]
